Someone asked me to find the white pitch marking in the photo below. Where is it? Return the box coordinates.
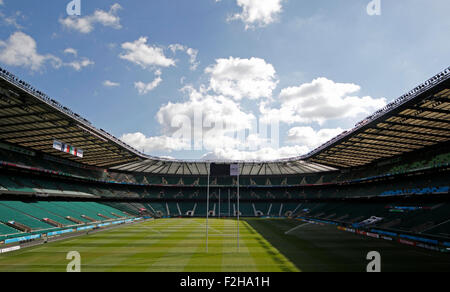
[285,223,312,234]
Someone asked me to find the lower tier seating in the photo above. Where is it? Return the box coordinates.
[0,201,135,236]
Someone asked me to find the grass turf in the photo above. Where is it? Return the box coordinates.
[0,218,298,272]
[245,219,450,272]
[1,218,449,272]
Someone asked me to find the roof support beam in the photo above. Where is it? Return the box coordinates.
[338,141,404,153]
[328,149,390,161]
[110,161,139,170]
[0,103,43,110]
[266,163,277,175]
[374,126,450,139]
[174,163,183,175]
[358,132,440,144]
[2,129,82,140]
[394,114,450,124]
[278,164,294,175]
[99,160,135,168]
[275,163,285,175]
[93,158,137,167]
[0,111,56,120]
[311,157,357,168]
[411,107,450,115]
[257,164,265,176]
[0,125,74,135]
[193,163,201,175]
[344,140,417,152]
[350,137,425,148]
[158,163,173,175]
[185,163,193,175]
[0,118,68,128]
[9,133,90,144]
[316,150,375,162]
[317,153,379,164]
[122,161,157,172]
[149,163,169,175]
[324,148,389,160]
[285,163,307,174]
[80,155,130,164]
[431,97,450,103]
[336,144,402,157]
[79,148,130,157]
[380,121,450,132]
[182,163,194,176]
[81,158,126,166]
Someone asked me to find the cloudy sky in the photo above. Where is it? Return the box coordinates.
[0,0,449,161]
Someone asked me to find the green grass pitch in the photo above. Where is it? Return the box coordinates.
[0,218,298,272]
[1,218,449,272]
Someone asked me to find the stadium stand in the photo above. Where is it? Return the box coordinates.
[0,66,449,249]
[292,201,450,238]
[0,201,75,226]
[0,202,54,230]
[0,222,20,235]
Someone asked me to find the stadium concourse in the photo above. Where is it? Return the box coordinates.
[0,66,449,272]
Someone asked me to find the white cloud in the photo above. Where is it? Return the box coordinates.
[120,37,175,69]
[186,48,199,71]
[134,70,163,95]
[64,48,77,56]
[286,127,346,149]
[120,132,190,153]
[227,0,284,29]
[261,77,387,125]
[0,32,93,72]
[200,125,343,161]
[64,57,94,71]
[59,17,92,34]
[59,3,122,34]
[168,44,199,71]
[0,11,23,29]
[103,80,120,87]
[157,86,255,136]
[93,3,122,27]
[0,32,61,71]
[122,84,258,153]
[119,58,385,161]
[168,44,185,53]
[205,57,278,100]
[201,145,309,161]
[61,48,93,71]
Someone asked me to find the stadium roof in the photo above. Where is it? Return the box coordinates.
[0,68,144,168]
[111,160,335,175]
[0,66,449,175]
[305,67,450,168]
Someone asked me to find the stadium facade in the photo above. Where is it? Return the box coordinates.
[0,65,449,253]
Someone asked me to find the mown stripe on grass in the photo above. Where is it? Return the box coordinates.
[0,219,298,272]
[242,220,299,272]
[146,219,201,272]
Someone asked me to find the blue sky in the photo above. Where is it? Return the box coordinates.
[0,0,449,160]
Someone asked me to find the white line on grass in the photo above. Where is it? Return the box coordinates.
[285,223,312,234]
[190,220,223,234]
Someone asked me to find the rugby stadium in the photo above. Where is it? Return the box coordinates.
[0,65,449,272]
